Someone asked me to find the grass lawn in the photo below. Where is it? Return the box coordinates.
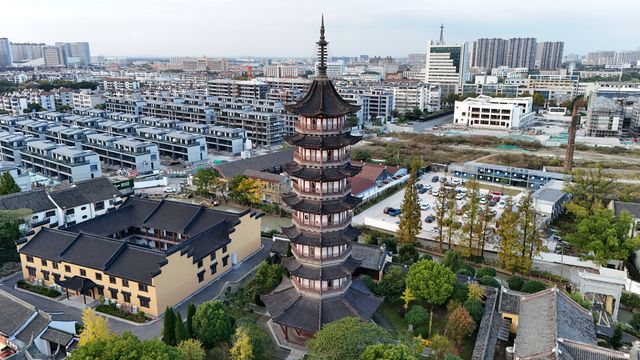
[476,183,520,196]
[376,301,477,358]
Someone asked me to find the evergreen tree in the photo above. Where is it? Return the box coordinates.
[564,167,614,219]
[477,201,496,259]
[186,303,196,339]
[0,172,21,195]
[396,157,422,245]
[517,191,545,272]
[175,312,187,344]
[162,306,177,345]
[445,189,459,250]
[460,180,482,257]
[434,184,449,253]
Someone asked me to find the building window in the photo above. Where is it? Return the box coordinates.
[197,270,205,283]
[81,206,87,211]
[52,262,59,269]
[95,273,102,281]
[82,215,88,220]
[65,265,71,272]
[41,271,50,281]
[138,283,148,292]
[41,259,47,266]
[53,273,60,281]
[222,255,229,267]
[45,210,56,217]
[122,292,131,303]
[66,209,75,215]
[222,245,228,253]
[97,287,104,296]
[109,288,118,299]
[26,255,34,263]
[27,267,36,277]
[210,252,216,261]
[122,279,129,287]
[80,269,86,276]
[95,201,105,211]
[139,296,150,308]
[109,276,116,284]
[210,262,218,275]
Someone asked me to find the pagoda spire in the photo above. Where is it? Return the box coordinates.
[316,15,329,79]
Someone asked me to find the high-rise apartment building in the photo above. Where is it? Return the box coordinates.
[470,38,507,71]
[42,46,66,67]
[263,65,299,78]
[536,41,564,70]
[55,42,91,66]
[505,38,537,69]
[10,43,45,62]
[0,38,12,67]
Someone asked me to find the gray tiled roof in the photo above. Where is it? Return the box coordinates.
[0,189,56,213]
[49,188,90,209]
[14,313,49,344]
[215,149,294,178]
[0,290,36,337]
[514,288,599,359]
[498,288,523,315]
[472,288,501,360]
[39,327,75,346]
[613,201,640,219]
[351,243,386,271]
[72,177,120,204]
[243,169,286,183]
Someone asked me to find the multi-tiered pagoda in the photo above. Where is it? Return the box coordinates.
[262,17,382,341]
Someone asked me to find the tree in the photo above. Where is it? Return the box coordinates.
[70,332,182,360]
[178,339,206,360]
[352,150,371,162]
[464,299,484,324]
[444,93,461,106]
[395,243,419,264]
[376,265,406,305]
[405,259,456,306]
[186,303,196,339]
[516,191,545,273]
[445,307,476,350]
[192,300,233,347]
[429,334,454,360]
[564,168,614,219]
[532,92,545,107]
[521,280,546,294]
[397,157,422,245]
[0,172,20,195]
[193,168,217,196]
[229,175,263,206]
[441,189,459,250]
[507,275,525,291]
[78,308,111,346]
[610,324,623,349]
[476,267,496,278]
[162,307,177,345]
[629,312,640,331]
[347,115,359,128]
[450,282,469,303]
[478,276,501,289]
[359,343,417,360]
[306,317,393,360]
[460,180,482,257]
[497,199,521,272]
[253,260,285,295]
[565,209,640,266]
[0,209,30,266]
[477,200,496,259]
[230,318,275,360]
[25,102,45,113]
[406,305,429,327]
[467,283,485,303]
[442,250,462,273]
[434,187,449,252]
[175,312,187,344]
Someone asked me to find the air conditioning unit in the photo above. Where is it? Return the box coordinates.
[115,303,122,309]
[103,298,110,305]
[131,306,138,314]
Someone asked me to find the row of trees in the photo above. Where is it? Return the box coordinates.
[192,169,264,207]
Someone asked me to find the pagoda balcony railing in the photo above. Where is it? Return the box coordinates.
[294,123,351,135]
[292,215,352,232]
[293,152,350,167]
[290,247,350,266]
[293,183,352,197]
[291,277,351,297]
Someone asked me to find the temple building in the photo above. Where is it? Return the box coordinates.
[262,18,382,342]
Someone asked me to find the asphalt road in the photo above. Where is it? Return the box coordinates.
[0,238,273,340]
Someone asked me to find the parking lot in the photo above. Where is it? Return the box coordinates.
[353,171,524,245]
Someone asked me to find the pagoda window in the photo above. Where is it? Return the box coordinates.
[322,281,328,290]
[304,181,310,192]
[333,181,339,192]
[322,247,328,258]
[322,151,328,161]
[322,182,328,192]
[302,278,309,287]
[303,213,310,224]
[332,118,337,129]
[333,214,339,225]
[322,215,328,226]
[314,280,320,289]
[303,246,309,256]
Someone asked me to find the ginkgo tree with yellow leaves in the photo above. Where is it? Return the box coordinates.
[228,175,264,206]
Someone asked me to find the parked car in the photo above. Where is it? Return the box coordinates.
[418,187,428,194]
[388,208,401,216]
[425,184,433,190]
[416,183,424,189]
[497,201,506,209]
[455,193,465,200]
[384,207,392,214]
[164,186,177,193]
[488,200,497,207]
[420,203,431,211]
[479,197,487,205]
[452,178,462,185]
[425,215,435,223]
[431,189,439,197]
[431,176,440,183]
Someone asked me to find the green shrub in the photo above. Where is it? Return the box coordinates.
[95,303,149,323]
[521,280,546,294]
[630,313,640,331]
[507,275,524,291]
[450,282,469,303]
[464,299,484,324]
[478,276,500,289]
[622,292,640,310]
[16,280,61,298]
[476,267,496,278]
[459,263,476,276]
[567,292,591,310]
[457,268,473,277]
[406,305,429,327]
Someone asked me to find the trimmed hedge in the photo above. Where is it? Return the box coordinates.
[521,280,546,294]
[622,292,640,310]
[478,276,500,289]
[507,276,525,291]
[17,280,61,298]
[476,267,497,278]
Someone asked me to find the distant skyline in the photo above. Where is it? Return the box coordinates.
[3,0,639,58]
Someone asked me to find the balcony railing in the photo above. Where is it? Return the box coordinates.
[290,247,350,265]
[292,215,351,232]
[291,277,350,297]
[293,152,350,167]
[294,123,350,135]
[293,183,351,197]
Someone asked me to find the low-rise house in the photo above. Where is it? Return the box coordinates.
[243,169,290,205]
[0,189,59,228]
[82,133,160,174]
[532,180,571,223]
[214,149,294,180]
[20,140,102,183]
[17,197,263,317]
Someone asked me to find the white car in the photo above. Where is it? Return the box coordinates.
[419,203,431,211]
[479,197,487,205]
[425,184,433,190]
[432,189,439,197]
[498,201,506,209]
[455,193,465,200]
[452,178,462,185]
[164,186,177,193]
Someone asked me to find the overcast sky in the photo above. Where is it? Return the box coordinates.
[3,0,638,58]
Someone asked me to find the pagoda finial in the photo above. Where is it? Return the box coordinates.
[317,15,329,79]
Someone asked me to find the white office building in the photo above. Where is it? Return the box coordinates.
[425,41,466,96]
[391,84,442,113]
[453,95,534,129]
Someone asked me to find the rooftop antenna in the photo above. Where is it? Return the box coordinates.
[439,23,444,45]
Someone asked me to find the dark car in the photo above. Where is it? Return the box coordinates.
[488,200,497,207]
[416,183,424,189]
[388,208,401,216]
[431,176,440,183]
[418,187,428,194]
[425,215,435,223]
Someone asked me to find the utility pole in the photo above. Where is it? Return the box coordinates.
[564,96,584,173]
